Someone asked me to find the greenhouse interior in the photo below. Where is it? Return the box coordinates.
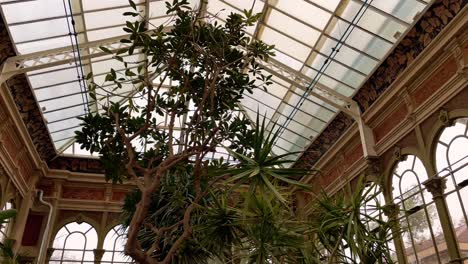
[0,0,466,263]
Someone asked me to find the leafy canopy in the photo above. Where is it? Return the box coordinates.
[75,0,313,263]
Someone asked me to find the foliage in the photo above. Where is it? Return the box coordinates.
[309,179,395,264]
[74,0,311,263]
[75,0,396,263]
[0,209,18,264]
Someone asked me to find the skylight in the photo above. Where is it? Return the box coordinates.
[0,0,431,160]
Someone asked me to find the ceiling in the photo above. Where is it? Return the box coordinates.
[0,0,432,164]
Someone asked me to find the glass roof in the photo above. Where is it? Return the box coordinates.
[0,0,432,161]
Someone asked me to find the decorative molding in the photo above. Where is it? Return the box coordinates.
[393,147,406,162]
[296,0,466,171]
[438,108,454,127]
[6,75,56,161]
[383,203,400,219]
[48,156,103,174]
[61,186,105,201]
[423,177,447,199]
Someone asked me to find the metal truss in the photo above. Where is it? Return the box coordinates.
[0,35,131,84]
[0,32,377,158]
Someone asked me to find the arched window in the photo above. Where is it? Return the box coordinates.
[102,225,133,263]
[392,155,443,263]
[49,222,98,263]
[0,201,13,243]
[361,183,397,262]
[435,117,468,261]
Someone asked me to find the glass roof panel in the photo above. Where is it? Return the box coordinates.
[266,8,322,46]
[273,0,331,30]
[261,27,311,61]
[371,0,426,23]
[0,0,432,159]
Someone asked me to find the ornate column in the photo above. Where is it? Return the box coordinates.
[423,177,462,263]
[383,203,408,264]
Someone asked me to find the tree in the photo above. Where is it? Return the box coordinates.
[401,184,438,245]
[75,1,310,263]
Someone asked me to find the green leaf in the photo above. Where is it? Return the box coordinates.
[129,0,137,10]
[85,71,93,80]
[99,46,112,54]
[260,173,286,205]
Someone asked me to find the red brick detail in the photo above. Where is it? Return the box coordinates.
[1,130,18,160]
[17,155,33,181]
[61,186,105,200]
[111,190,128,202]
[21,214,44,246]
[374,103,408,142]
[320,165,344,189]
[411,57,457,106]
[345,143,364,167]
[38,182,55,196]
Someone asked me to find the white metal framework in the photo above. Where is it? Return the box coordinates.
[0,0,433,161]
[50,221,98,263]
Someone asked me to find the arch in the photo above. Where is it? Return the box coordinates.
[427,108,468,169]
[382,146,424,200]
[50,214,101,246]
[0,200,14,243]
[433,115,468,260]
[390,154,444,263]
[102,225,133,263]
[49,221,98,263]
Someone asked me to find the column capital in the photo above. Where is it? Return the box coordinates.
[423,177,446,198]
[383,203,400,218]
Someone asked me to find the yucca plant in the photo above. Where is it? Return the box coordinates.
[224,113,311,205]
[0,209,18,264]
[310,178,395,264]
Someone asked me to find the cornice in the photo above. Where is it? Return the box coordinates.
[362,5,468,123]
[296,0,467,173]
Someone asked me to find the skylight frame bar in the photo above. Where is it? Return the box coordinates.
[53,135,76,143]
[294,0,436,166]
[250,0,268,39]
[254,0,395,45]
[0,0,35,6]
[241,104,314,143]
[207,11,358,91]
[37,90,87,103]
[33,79,81,91]
[46,110,97,125]
[13,14,172,47]
[263,3,381,62]
[5,0,162,27]
[216,0,375,77]
[265,0,338,142]
[43,102,89,114]
[267,77,337,116]
[243,92,327,130]
[217,0,386,62]
[300,0,395,44]
[50,124,82,135]
[258,52,356,100]
[261,22,369,77]
[350,0,411,28]
[243,84,332,126]
[344,0,434,99]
